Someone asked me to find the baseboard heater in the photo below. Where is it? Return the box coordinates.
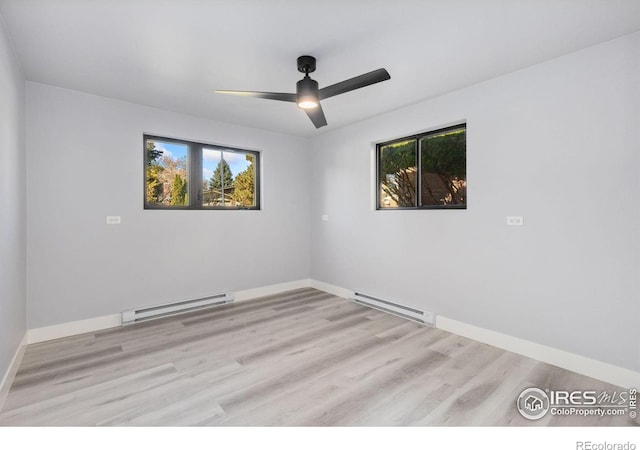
[349,291,435,326]
[121,292,234,325]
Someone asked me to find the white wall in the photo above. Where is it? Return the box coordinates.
[0,18,26,378]
[310,32,640,372]
[26,83,310,328]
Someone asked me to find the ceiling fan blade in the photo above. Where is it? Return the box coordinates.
[319,68,390,100]
[215,90,296,102]
[305,103,328,128]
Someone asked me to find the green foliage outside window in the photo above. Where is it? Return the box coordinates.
[378,125,466,209]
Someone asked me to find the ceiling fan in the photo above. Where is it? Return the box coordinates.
[215,56,391,129]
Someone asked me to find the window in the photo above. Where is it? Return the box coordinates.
[377,124,466,209]
[144,135,260,210]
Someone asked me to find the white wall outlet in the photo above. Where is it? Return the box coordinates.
[321,215,329,221]
[506,216,524,226]
[106,216,122,225]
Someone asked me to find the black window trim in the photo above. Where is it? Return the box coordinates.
[375,123,467,211]
[144,134,261,210]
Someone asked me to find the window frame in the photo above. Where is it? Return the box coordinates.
[375,123,466,211]
[143,134,261,210]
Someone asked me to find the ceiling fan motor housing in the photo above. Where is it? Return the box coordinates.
[297,76,319,100]
[296,77,320,99]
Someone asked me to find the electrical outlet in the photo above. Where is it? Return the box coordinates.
[506,216,524,226]
[106,216,122,225]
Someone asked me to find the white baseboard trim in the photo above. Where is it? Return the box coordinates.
[310,279,351,299]
[235,279,312,302]
[436,316,640,389]
[310,279,640,389]
[0,333,27,412]
[26,279,314,344]
[28,314,122,344]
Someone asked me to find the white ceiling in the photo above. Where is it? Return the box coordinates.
[1,0,640,137]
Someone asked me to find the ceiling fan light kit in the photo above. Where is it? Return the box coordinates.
[215,55,390,129]
[296,78,319,110]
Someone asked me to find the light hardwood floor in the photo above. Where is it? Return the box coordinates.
[0,288,637,426]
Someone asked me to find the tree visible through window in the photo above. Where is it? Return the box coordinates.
[145,140,188,206]
[377,124,466,209]
[144,135,260,210]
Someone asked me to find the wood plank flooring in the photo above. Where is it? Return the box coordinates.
[0,288,637,426]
